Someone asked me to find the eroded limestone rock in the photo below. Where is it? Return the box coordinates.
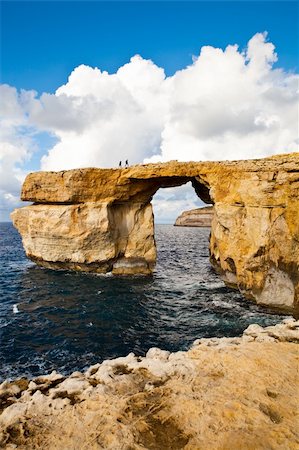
[11,153,299,314]
[1,320,298,449]
[12,201,156,274]
[174,206,214,227]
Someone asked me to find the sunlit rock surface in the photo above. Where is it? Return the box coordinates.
[11,153,299,314]
[12,201,156,275]
[1,320,298,449]
[174,206,213,227]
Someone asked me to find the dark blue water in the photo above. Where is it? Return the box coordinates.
[0,222,285,380]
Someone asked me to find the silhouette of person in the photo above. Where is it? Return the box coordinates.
[119,161,122,168]
[125,159,128,167]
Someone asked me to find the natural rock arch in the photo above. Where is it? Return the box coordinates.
[11,154,299,315]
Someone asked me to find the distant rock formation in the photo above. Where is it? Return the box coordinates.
[174,206,213,227]
[11,153,299,314]
[0,319,298,449]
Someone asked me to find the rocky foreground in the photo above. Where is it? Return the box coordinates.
[1,319,298,449]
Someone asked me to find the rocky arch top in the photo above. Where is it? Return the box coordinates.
[21,162,216,205]
[20,155,297,206]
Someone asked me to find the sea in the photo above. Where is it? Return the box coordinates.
[0,222,285,381]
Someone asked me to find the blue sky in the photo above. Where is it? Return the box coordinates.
[0,1,298,222]
[1,1,298,94]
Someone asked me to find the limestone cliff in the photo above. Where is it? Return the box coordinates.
[11,153,299,314]
[174,206,213,227]
[1,320,298,449]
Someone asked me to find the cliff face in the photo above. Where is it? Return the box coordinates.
[208,159,299,315]
[11,153,299,314]
[174,206,213,227]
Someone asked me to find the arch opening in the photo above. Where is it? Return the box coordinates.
[152,181,207,225]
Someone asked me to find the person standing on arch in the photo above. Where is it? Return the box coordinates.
[119,161,122,168]
[125,159,129,168]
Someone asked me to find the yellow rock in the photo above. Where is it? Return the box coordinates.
[11,153,299,314]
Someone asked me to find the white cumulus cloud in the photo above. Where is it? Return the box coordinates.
[154,33,298,163]
[0,85,37,220]
[0,32,298,222]
[35,32,298,171]
[31,56,169,170]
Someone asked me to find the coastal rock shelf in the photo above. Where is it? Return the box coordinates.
[0,320,298,449]
[174,206,214,227]
[11,153,299,314]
